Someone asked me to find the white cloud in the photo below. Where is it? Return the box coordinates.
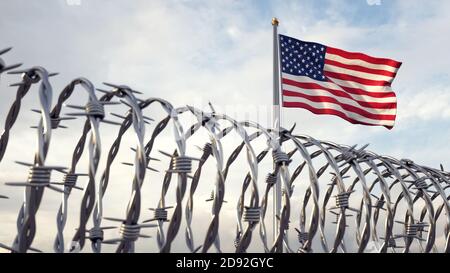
[398,86,450,123]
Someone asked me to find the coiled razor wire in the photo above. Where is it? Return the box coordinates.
[109,86,148,253]
[51,78,120,253]
[50,86,121,252]
[148,105,225,253]
[68,84,143,252]
[0,51,449,253]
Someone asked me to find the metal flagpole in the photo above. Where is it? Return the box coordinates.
[271,17,282,240]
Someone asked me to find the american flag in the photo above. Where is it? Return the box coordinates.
[279,34,401,129]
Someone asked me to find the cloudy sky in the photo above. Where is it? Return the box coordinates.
[0,0,449,252]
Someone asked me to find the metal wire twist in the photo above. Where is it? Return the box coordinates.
[0,61,448,253]
[54,90,117,253]
[51,78,106,253]
[184,141,214,253]
[0,69,39,162]
[9,67,53,253]
[109,86,146,253]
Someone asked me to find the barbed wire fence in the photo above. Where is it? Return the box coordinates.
[0,47,449,253]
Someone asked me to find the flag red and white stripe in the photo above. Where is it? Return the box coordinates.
[280,35,401,129]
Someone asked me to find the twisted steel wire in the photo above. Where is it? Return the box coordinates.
[388,159,435,252]
[184,142,212,253]
[354,162,390,251]
[294,149,327,253]
[287,135,346,252]
[382,161,434,252]
[152,149,177,250]
[146,105,225,253]
[351,155,400,252]
[358,157,443,252]
[73,99,446,252]
[378,157,421,253]
[404,162,448,252]
[51,78,107,253]
[0,62,448,252]
[183,106,226,253]
[6,67,54,252]
[354,152,413,253]
[233,121,293,253]
[200,129,260,253]
[119,98,191,251]
[92,96,189,253]
[204,113,259,253]
[166,106,234,253]
[0,47,22,159]
[350,152,394,253]
[306,141,394,251]
[86,99,170,252]
[113,87,147,253]
[68,86,132,252]
[70,85,148,253]
[146,107,207,252]
[0,70,38,163]
[234,129,326,252]
[158,109,262,253]
[180,114,246,253]
[139,99,189,254]
[280,136,448,253]
[53,89,119,253]
[289,142,368,252]
[322,142,374,253]
[417,165,450,252]
[159,111,250,252]
[138,115,173,250]
[235,133,270,252]
[281,137,362,252]
[311,141,372,252]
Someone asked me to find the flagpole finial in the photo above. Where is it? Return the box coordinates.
[272,17,279,26]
